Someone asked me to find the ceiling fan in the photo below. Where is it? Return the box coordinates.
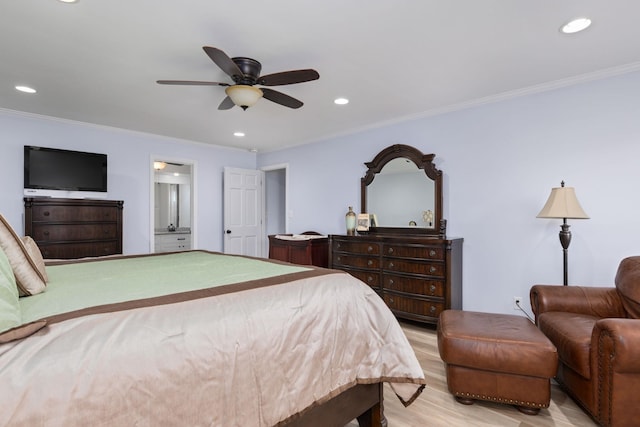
[157,46,319,110]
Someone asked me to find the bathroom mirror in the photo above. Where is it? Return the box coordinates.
[154,163,191,231]
[361,144,444,236]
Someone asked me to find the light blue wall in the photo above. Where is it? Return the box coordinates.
[3,70,639,315]
[258,70,640,315]
[0,111,256,254]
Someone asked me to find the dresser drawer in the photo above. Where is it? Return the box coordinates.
[333,253,380,270]
[31,224,118,242]
[383,293,444,319]
[383,244,444,260]
[383,258,445,277]
[383,274,444,297]
[332,239,380,255]
[344,269,381,289]
[30,205,120,222]
[40,241,119,259]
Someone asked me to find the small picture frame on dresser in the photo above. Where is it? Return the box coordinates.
[369,213,378,228]
[357,214,370,232]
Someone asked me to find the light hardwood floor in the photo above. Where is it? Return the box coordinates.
[350,321,597,427]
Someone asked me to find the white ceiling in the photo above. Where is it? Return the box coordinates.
[2,1,640,153]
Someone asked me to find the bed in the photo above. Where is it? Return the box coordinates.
[0,227,425,427]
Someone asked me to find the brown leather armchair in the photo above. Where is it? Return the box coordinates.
[530,256,640,427]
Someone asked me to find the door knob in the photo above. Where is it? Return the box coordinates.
[225,230,231,234]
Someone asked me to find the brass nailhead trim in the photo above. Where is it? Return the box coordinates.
[454,391,549,408]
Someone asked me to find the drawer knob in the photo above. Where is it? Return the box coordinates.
[389,262,394,268]
[388,247,394,254]
[43,231,50,236]
[367,276,373,283]
[429,284,436,293]
[389,298,394,304]
[43,211,50,217]
[388,279,394,285]
[337,243,341,248]
[430,305,437,313]
[429,266,436,273]
[429,249,436,257]
[367,260,373,266]
[367,246,373,253]
[337,256,341,262]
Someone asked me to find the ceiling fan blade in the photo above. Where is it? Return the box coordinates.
[218,96,235,110]
[203,46,243,80]
[261,88,303,109]
[156,80,229,86]
[258,69,320,86]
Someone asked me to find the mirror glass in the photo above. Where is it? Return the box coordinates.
[361,144,443,236]
[367,158,435,228]
[154,163,191,231]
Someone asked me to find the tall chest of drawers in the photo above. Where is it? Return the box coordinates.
[24,197,123,259]
[330,234,463,325]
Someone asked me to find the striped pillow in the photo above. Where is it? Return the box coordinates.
[0,214,47,296]
[21,236,49,282]
[0,245,21,334]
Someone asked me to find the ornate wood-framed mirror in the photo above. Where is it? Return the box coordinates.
[361,144,445,237]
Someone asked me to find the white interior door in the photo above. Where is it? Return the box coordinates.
[223,167,264,256]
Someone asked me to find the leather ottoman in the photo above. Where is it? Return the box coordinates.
[437,310,558,414]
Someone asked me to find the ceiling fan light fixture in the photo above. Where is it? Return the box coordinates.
[225,85,263,110]
[153,161,167,170]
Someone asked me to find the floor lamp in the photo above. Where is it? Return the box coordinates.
[537,181,589,286]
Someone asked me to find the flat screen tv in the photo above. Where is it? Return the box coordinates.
[24,146,108,196]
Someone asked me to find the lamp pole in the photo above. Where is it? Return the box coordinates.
[559,218,571,286]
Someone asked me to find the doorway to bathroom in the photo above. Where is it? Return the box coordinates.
[150,158,195,253]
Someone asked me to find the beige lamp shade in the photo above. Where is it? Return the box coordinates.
[537,186,589,219]
[225,85,263,109]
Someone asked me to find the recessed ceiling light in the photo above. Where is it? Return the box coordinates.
[233,132,245,137]
[15,85,36,94]
[334,97,349,105]
[249,148,258,153]
[561,17,592,34]
[58,0,79,3]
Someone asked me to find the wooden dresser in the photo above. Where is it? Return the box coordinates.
[330,234,463,325]
[268,234,329,267]
[24,197,123,259]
